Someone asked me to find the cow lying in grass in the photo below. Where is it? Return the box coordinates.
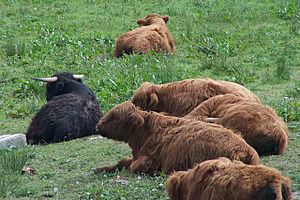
[93,101,259,174]
[131,78,260,116]
[114,13,175,57]
[26,72,103,144]
[166,157,292,200]
[185,94,289,155]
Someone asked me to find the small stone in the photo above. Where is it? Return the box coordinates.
[0,134,27,149]
[293,191,300,200]
[109,176,129,185]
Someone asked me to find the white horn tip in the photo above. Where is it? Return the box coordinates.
[73,74,84,79]
[31,77,58,82]
[206,117,219,123]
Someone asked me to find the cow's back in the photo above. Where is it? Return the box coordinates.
[159,121,259,172]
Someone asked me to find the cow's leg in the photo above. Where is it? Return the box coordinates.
[129,156,153,174]
[92,157,133,174]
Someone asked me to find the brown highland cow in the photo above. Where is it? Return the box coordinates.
[93,101,259,174]
[114,13,175,57]
[185,94,289,155]
[131,78,260,117]
[166,157,292,200]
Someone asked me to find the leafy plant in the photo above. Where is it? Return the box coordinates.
[277,97,300,122]
[286,81,300,98]
[275,56,290,80]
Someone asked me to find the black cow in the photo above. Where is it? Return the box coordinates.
[26,72,103,144]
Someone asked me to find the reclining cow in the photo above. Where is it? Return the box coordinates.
[114,13,175,57]
[93,101,259,174]
[185,94,289,155]
[26,72,103,144]
[166,157,292,200]
[131,78,260,117]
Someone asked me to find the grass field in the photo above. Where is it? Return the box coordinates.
[0,0,300,199]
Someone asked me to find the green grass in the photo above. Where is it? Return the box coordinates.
[0,0,300,199]
[0,148,31,198]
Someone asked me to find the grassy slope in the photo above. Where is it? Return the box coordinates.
[0,0,299,199]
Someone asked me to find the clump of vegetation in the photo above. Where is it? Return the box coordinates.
[276,82,300,122]
[286,81,300,98]
[0,148,31,198]
[277,97,300,122]
[3,38,26,58]
[275,56,290,80]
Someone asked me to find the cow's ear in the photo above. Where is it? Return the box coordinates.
[146,93,158,109]
[166,173,182,200]
[162,16,169,23]
[137,19,146,25]
[129,111,144,128]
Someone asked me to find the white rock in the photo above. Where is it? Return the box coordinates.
[0,134,27,149]
[293,191,300,200]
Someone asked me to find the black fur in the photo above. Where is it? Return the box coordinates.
[26,72,103,144]
[253,184,277,200]
[46,72,83,101]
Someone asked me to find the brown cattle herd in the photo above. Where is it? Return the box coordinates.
[94,78,291,200]
[27,13,293,200]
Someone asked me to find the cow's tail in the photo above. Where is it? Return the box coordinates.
[166,172,185,200]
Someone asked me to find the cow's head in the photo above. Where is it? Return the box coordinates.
[131,82,159,111]
[137,13,169,26]
[32,72,84,101]
[166,157,232,200]
[166,171,186,200]
[96,101,144,142]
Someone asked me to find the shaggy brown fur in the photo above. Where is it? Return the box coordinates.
[93,101,259,174]
[131,78,260,116]
[185,94,289,155]
[114,13,175,57]
[166,157,292,200]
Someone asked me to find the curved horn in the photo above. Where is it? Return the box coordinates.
[206,117,219,123]
[31,77,58,82]
[73,74,84,79]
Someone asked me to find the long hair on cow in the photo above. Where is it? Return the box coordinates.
[131,82,159,111]
[166,157,292,200]
[131,79,260,117]
[185,94,289,156]
[136,13,170,26]
[96,101,144,142]
[94,101,259,175]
